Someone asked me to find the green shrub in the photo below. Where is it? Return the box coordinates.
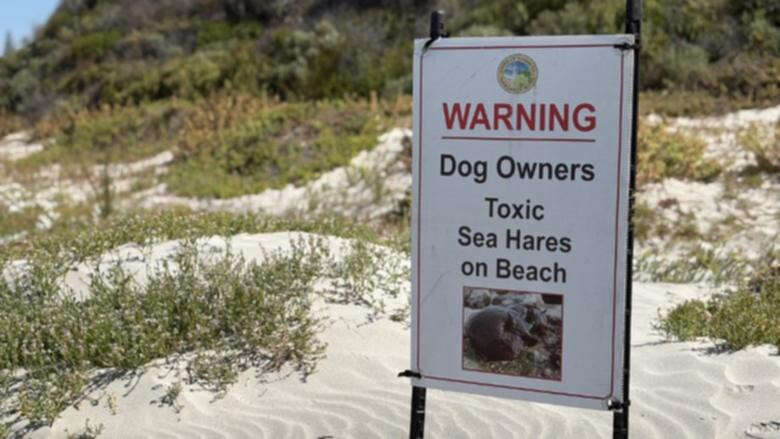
[658,252,779,351]
[657,300,711,341]
[0,239,326,425]
[0,208,411,427]
[161,53,224,99]
[639,90,769,117]
[197,21,235,46]
[0,210,393,264]
[632,201,658,242]
[70,31,121,61]
[528,0,621,35]
[739,122,779,173]
[22,101,180,169]
[637,122,722,185]
[0,205,43,238]
[197,21,263,47]
[636,245,750,284]
[165,100,384,198]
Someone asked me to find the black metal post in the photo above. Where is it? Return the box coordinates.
[614,1,641,438]
[405,11,448,439]
[430,10,444,40]
[409,385,427,439]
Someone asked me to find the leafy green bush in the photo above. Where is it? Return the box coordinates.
[637,122,722,185]
[197,21,263,47]
[161,53,224,99]
[657,300,711,341]
[0,205,43,238]
[0,210,394,264]
[739,122,779,173]
[636,245,750,284]
[165,99,384,198]
[0,239,326,426]
[658,252,779,351]
[21,101,181,169]
[69,31,121,61]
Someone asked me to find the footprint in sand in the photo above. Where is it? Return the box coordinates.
[745,421,780,439]
[726,384,754,394]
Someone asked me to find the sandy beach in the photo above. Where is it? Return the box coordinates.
[7,233,775,439]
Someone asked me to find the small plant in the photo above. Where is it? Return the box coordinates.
[0,210,394,264]
[637,122,722,186]
[656,300,711,341]
[65,418,105,439]
[635,245,750,284]
[657,250,779,351]
[739,122,779,173]
[105,392,118,415]
[327,239,410,322]
[160,381,184,413]
[96,161,114,220]
[187,351,239,397]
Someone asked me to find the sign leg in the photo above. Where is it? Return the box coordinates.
[409,386,427,439]
[613,406,629,439]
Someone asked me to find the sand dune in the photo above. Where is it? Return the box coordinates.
[9,233,775,438]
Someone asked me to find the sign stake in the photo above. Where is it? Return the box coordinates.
[410,385,427,438]
[613,0,642,438]
[399,11,448,439]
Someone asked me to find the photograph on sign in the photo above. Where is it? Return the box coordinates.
[411,34,635,410]
[462,287,563,381]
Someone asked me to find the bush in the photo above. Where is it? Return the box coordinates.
[0,239,326,425]
[0,209,394,264]
[637,122,722,185]
[69,31,121,61]
[658,253,780,351]
[739,122,779,172]
[0,111,23,137]
[161,53,224,99]
[657,300,711,341]
[165,99,386,198]
[197,21,263,47]
[23,101,182,169]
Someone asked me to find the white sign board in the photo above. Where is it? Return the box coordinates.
[411,35,635,410]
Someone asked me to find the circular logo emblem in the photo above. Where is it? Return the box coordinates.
[497,54,538,94]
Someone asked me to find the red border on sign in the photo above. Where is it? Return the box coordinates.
[415,44,629,403]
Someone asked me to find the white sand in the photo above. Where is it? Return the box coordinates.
[0,149,174,236]
[646,105,779,174]
[637,177,779,260]
[6,233,777,438]
[0,132,43,161]
[635,105,779,269]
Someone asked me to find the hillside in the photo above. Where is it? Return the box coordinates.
[0,0,778,122]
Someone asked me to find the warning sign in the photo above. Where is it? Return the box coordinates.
[411,35,636,410]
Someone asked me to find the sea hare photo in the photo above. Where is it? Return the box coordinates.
[463,287,563,380]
